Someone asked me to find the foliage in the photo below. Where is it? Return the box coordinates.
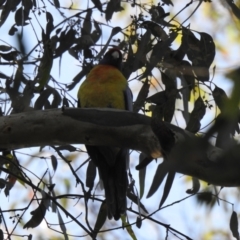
[0,0,240,239]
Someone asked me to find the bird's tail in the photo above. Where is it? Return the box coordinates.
[103,148,128,220]
[86,145,128,220]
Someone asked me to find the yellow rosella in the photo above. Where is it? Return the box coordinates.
[78,48,132,220]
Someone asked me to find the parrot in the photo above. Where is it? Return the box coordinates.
[77,48,133,220]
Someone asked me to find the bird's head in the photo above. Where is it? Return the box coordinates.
[99,48,123,70]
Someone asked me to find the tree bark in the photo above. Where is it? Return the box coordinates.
[0,108,161,157]
[0,107,239,187]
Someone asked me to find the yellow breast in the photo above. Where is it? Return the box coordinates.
[78,65,127,109]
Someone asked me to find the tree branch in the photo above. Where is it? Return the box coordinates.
[0,108,161,158]
[1,107,240,187]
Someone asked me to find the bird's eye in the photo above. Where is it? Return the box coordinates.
[111,51,120,59]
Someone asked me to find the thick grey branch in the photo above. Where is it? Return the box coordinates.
[0,108,161,157]
[0,107,239,187]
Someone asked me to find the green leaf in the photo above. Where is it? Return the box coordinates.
[0,229,3,240]
[93,201,107,238]
[15,7,30,26]
[46,12,54,38]
[199,32,215,68]
[57,209,68,240]
[138,153,146,198]
[133,79,150,113]
[91,0,103,12]
[105,0,123,21]
[147,161,169,198]
[0,45,12,52]
[35,44,53,90]
[121,215,137,240]
[230,211,240,240]
[51,155,58,172]
[53,0,60,8]
[82,9,92,35]
[86,160,96,189]
[23,197,49,229]
[159,170,175,208]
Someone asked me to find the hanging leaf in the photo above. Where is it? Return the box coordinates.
[23,197,49,229]
[46,12,54,38]
[163,93,176,123]
[183,28,210,81]
[91,20,102,43]
[105,0,123,21]
[186,96,206,133]
[161,71,178,122]
[0,178,6,189]
[0,0,21,27]
[15,7,30,26]
[91,0,103,12]
[159,170,175,208]
[0,229,3,240]
[136,216,142,229]
[4,175,16,196]
[9,25,18,35]
[86,160,96,189]
[147,161,170,198]
[212,86,228,112]
[57,210,68,240]
[35,44,53,90]
[0,51,18,61]
[53,0,60,8]
[82,9,92,35]
[199,32,215,68]
[179,60,195,100]
[0,45,12,52]
[138,153,147,198]
[51,155,58,172]
[230,211,240,240]
[121,215,137,240]
[93,201,108,238]
[133,79,150,113]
